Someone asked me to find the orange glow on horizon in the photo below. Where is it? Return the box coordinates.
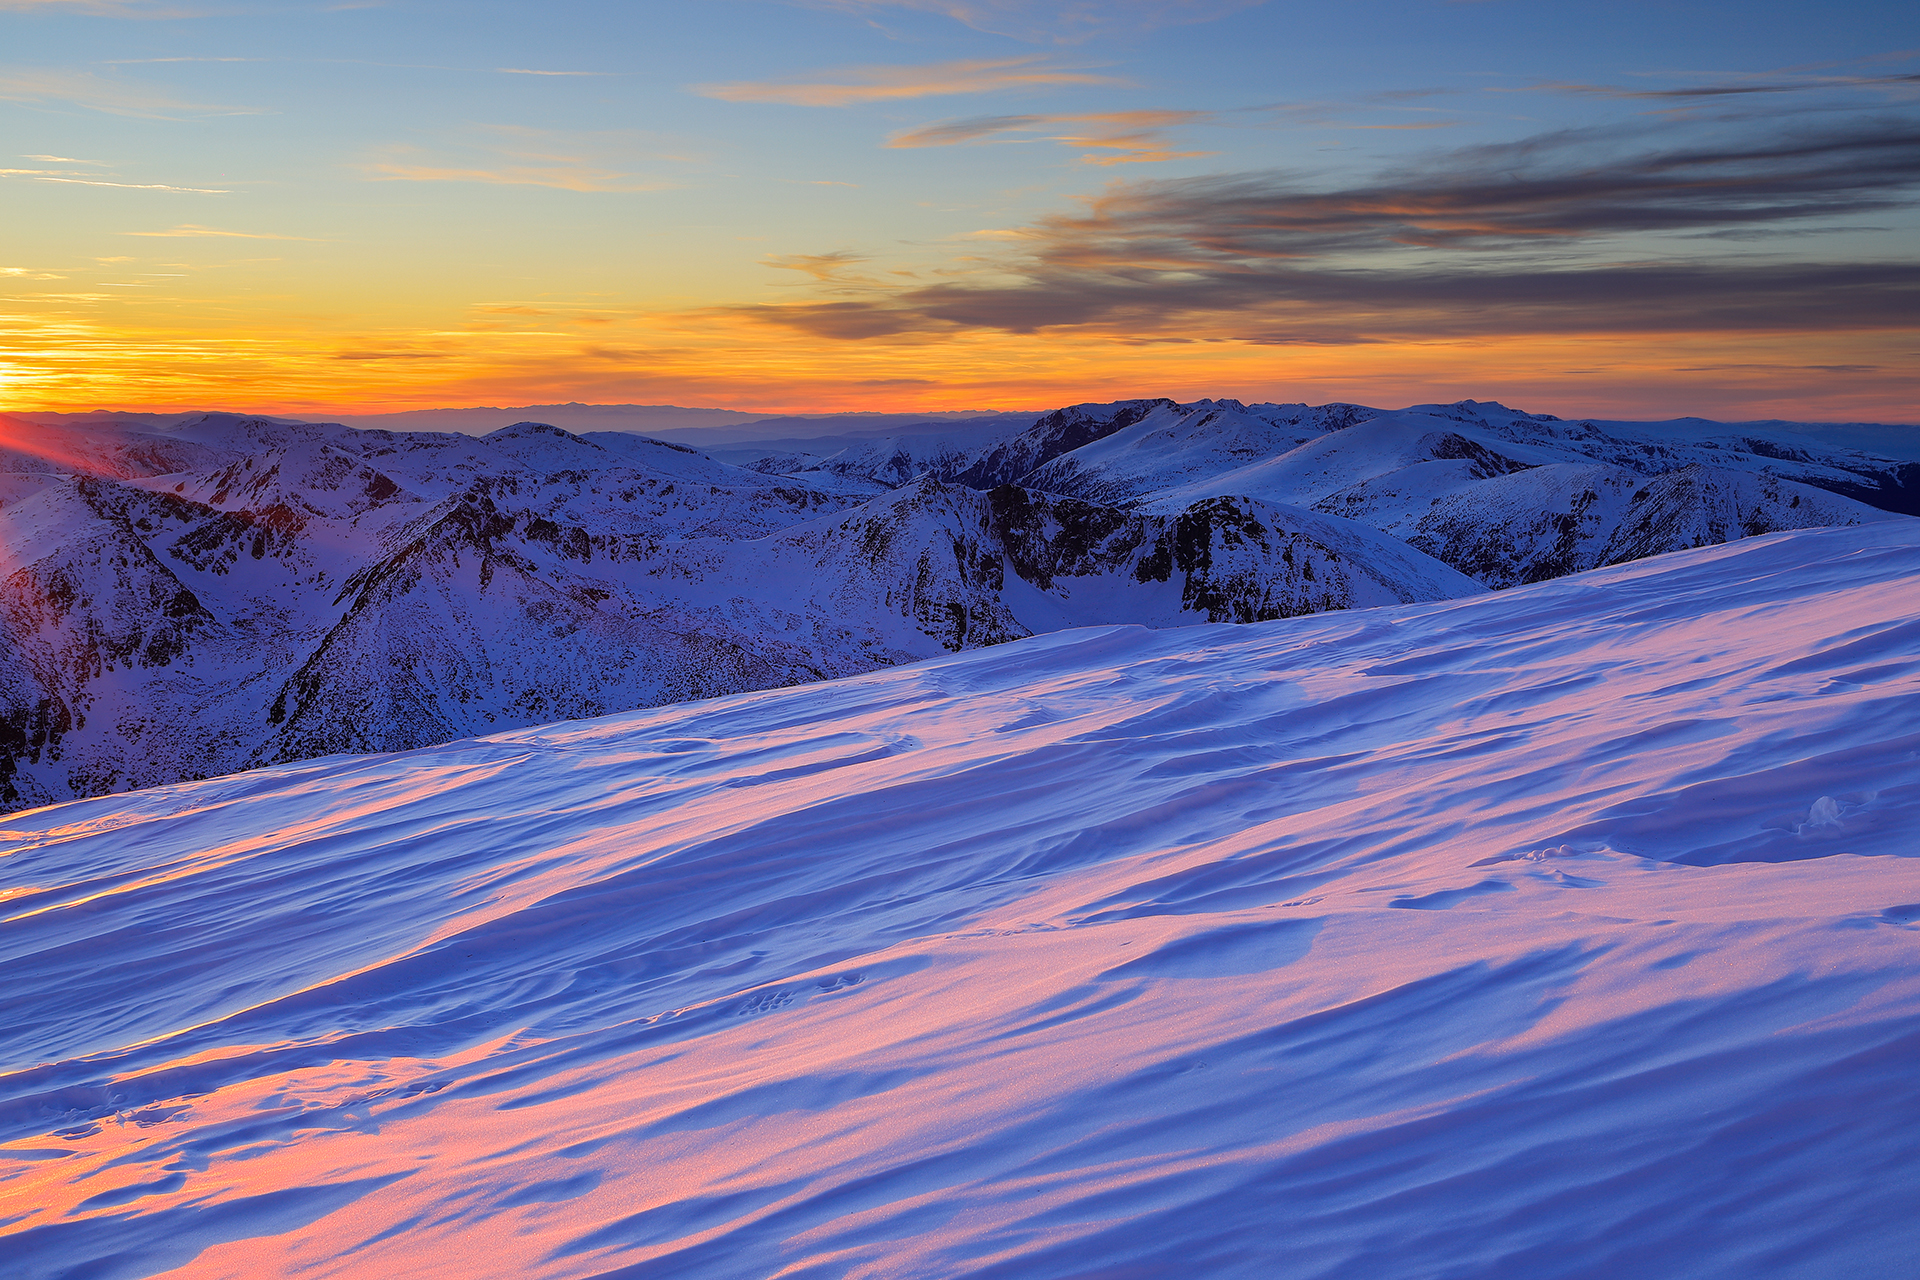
[4,300,1915,423]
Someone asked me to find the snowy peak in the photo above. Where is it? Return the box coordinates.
[0,413,229,481]
[954,398,1180,490]
[1016,400,1336,505]
[478,420,614,472]
[1242,400,1382,432]
[1140,412,1532,523]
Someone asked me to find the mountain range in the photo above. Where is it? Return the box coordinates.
[1,396,1912,813]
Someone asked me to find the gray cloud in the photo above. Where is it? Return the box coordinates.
[1538,72,1920,101]
[737,116,1920,342]
[762,262,1920,342]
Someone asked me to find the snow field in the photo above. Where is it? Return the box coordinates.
[0,521,1917,1277]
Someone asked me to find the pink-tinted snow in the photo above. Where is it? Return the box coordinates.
[2,522,1917,1278]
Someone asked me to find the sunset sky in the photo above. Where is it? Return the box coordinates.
[3,0,1916,420]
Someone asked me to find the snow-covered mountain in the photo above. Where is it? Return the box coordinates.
[1,398,1911,812]
[1405,462,1890,588]
[736,397,1910,585]
[995,398,1378,501]
[0,411,1476,813]
[727,418,1016,492]
[3,520,1916,1278]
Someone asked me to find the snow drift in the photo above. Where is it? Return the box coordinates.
[2,520,1917,1278]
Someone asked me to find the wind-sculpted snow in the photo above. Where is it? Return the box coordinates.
[1,521,1917,1278]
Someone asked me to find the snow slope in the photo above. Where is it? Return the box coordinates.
[2,521,1916,1278]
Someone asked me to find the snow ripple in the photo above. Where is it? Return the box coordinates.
[3,523,1919,1278]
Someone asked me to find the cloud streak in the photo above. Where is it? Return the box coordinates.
[805,1,1268,44]
[0,67,257,117]
[888,109,1216,163]
[733,116,1920,342]
[362,126,684,193]
[763,250,876,283]
[3,168,227,192]
[0,0,199,13]
[886,100,1467,162]
[697,56,1122,106]
[122,224,316,238]
[1537,70,1920,102]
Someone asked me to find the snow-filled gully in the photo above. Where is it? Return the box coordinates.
[2,522,1918,1278]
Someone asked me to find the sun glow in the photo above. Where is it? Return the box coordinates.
[4,290,1914,421]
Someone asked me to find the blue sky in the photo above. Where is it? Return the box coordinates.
[3,0,1916,418]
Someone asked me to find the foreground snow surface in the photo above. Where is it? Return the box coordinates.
[4,524,1919,1279]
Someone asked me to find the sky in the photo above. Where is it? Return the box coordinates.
[2,0,1917,420]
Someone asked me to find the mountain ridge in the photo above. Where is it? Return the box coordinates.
[0,396,1910,813]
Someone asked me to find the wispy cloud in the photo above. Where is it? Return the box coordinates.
[1533,70,1920,102]
[2,167,227,192]
[99,55,614,77]
[37,177,227,191]
[696,56,1123,107]
[0,67,258,117]
[123,224,316,238]
[730,115,1920,342]
[803,1,1268,44]
[887,101,1462,162]
[1673,363,1880,373]
[890,109,1216,163]
[763,250,877,284]
[362,126,684,193]
[364,158,670,192]
[0,0,201,13]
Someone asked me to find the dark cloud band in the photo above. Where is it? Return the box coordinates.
[740,115,1920,342]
